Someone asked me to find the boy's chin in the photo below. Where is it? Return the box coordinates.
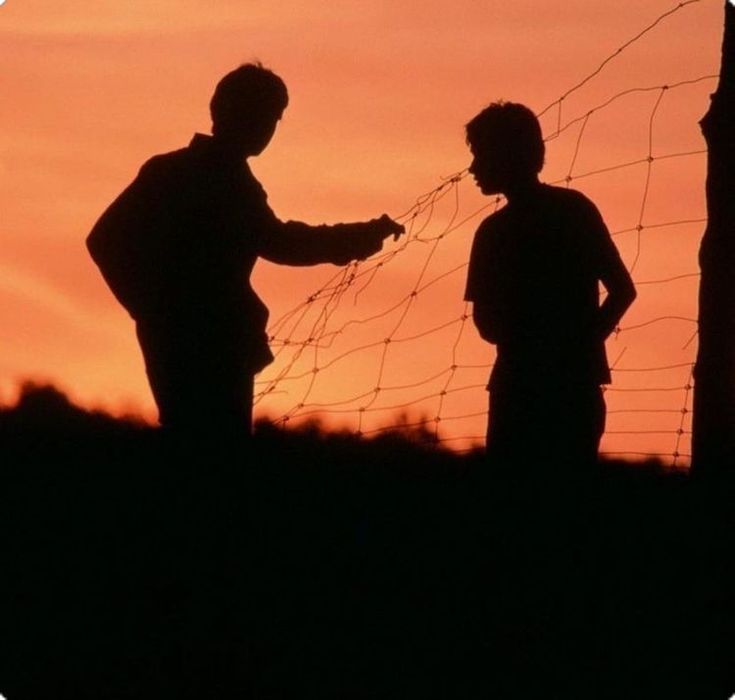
[477,182,500,196]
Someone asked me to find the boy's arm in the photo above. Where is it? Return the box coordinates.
[598,255,636,340]
[465,221,502,344]
[581,198,637,339]
[471,299,501,344]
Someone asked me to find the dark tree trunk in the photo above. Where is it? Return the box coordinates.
[692,2,735,474]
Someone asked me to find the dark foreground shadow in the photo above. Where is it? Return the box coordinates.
[1,384,734,699]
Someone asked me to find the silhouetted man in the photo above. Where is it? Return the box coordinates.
[87,63,403,439]
[464,102,636,468]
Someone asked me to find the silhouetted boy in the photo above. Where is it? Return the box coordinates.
[87,63,403,439]
[464,102,636,468]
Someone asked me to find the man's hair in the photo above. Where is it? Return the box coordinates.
[465,101,545,174]
[210,62,289,134]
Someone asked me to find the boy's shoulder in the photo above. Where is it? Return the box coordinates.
[476,200,512,234]
[540,183,599,216]
[474,185,601,239]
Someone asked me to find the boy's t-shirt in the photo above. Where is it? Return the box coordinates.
[464,184,626,388]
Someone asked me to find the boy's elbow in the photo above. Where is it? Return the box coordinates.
[474,317,498,344]
[610,276,636,310]
[625,282,637,307]
[479,328,497,344]
[471,304,499,344]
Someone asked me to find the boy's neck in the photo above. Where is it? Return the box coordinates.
[503,175,542,204]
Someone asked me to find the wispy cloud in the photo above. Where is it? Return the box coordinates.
[0,262,126,341]
[0,0,375,38]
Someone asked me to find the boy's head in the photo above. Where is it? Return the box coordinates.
[466,101,545,195]
[210,62,289,155]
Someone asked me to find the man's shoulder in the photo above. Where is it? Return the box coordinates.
[131,140,223,200]
[137,145,195,180]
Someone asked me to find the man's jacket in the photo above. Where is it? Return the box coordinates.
[88,133,378,373]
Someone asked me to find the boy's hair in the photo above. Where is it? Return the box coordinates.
[465,101,545,174]
[210,62,289,134]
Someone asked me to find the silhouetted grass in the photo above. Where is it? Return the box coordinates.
[1,383,733,699]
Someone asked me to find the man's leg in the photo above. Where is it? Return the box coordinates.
[135,323,258,692]
[136,322,254,439]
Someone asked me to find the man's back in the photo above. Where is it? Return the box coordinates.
[89,134,270,327]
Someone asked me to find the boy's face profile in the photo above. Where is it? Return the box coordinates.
[469,131,540,197]
[468,140,508,196]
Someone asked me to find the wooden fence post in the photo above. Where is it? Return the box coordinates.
[692,1,735,473]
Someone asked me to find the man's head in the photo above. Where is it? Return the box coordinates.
[210,62,289,156]
[466,101,544,195]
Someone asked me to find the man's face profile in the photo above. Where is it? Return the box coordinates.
[246,112,283,156]
[219,109,284,157]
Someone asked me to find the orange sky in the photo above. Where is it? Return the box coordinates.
[0,0,725,463]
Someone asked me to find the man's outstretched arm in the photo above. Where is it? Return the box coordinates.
[240,164,404,265]
[259,212,404,267]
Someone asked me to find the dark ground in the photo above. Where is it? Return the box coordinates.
[1,383,734,699]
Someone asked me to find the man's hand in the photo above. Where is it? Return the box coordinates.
[267,214,407,267]
[352,214,405,261]
[374,213,406,242]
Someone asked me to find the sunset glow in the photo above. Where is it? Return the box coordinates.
[1,0,725,464]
